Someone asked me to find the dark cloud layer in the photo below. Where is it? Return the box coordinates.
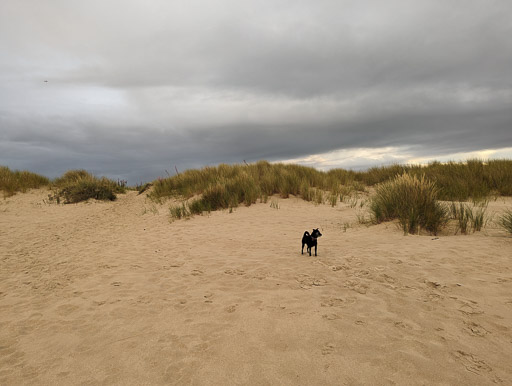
[1,0,511,183]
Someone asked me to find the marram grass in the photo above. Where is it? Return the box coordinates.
[498,210,512,234]
[0,166,50,198]
[370,173,448,235]
[0,166,126,203]
[360,159,512,200]
[449,201,488,234]
[158,160,512,222]
[50,170,125,204]
[3,158,512,224]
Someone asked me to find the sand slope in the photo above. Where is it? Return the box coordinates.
[1,189,511,385]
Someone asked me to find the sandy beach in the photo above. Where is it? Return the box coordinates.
[1,189,511,385]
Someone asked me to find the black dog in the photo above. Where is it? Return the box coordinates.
[302,228,322,256]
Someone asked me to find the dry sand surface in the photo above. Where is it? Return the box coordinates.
[1,189,512,385]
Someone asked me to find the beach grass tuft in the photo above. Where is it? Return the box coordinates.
[360,159,512,201]
[0,166,50,198]
[448,201,489,234]
[50,170,125,204]
[370,173,448,235]
[498,210,512,234]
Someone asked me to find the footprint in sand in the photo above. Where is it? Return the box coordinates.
[330,265,349,272]
[191,269,203,276]
[420,292,443,303]
[163,262,184,269]
[453,350,492,375]
[224,268,245,276]
[394,321,412,330]
[424,280,443,289]
[322,313,342,320]
[252,270,271,280]
[344,279,368,294]
[225,304,238,313]
[135,295,152,304]
[173,299,188,309]
[204,293,214,303]
[458,301,484,316]
[353,269,371,278]
[463,321,490,337]
[99,264,118,269]
[376,274,397,285]
[429,293,443,301]
[321,343,335,355]
[296,274,327,289]
[321,297,356,308]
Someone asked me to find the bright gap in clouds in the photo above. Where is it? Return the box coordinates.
[279,147,512,171]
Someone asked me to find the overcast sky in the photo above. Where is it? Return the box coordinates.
[1,0,511,183]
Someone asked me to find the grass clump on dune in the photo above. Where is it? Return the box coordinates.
[152,161,342,202]
[370,173,448,235]
[359,159,512,201]
[0,166,50,198]
[51,170,125,204]
[448,201,488,234]
[498,210,512,234]
[158,159,512,220]
[154,161,353,218]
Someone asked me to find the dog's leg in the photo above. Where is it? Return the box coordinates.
[301,243,304,255]
[308,246,312,256]
[314,244,317,256]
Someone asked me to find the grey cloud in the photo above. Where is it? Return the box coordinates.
[1,0,511,183]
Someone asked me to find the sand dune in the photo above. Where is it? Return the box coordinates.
[1,189,511,385]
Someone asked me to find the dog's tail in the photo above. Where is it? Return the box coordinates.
[303,231,310,237]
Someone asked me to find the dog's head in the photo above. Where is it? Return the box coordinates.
[312,228,322,239]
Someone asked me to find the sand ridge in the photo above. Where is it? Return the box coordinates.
[1,189,511,385]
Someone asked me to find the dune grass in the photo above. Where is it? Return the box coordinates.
[448,201,489,234]
[0,166,126,203]
[4,158,512,225]
[498,210,512,234]
[156,159,512,201]
[152,161,350,202]
[155,161,355,218]
[0,166,50,198]
[369,173,448,235]
[359,159,512,201]
[155,159,512,222]
[50,170,126,204]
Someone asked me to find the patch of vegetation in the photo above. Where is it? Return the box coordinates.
[169,202,190,220]
[449,201,488,234]
[269,198,280,209]
[53,169,91,186]
[50,170,125,204]
[0,166,50,198]
[357,159,512,201]
[152,162,341,215]
[151,161,353,203]
[152,159,512,222]
[370,173,448,235]
[137,182,153,195]
[498,210,512,234]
